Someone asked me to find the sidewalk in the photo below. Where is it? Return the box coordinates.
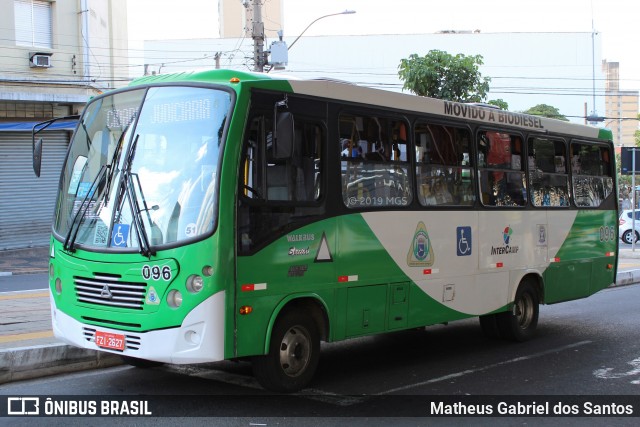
[0,246,49,276]
[1,246,640,385]
[0,247,121,384]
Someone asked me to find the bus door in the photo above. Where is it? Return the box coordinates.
[235,94,332,356]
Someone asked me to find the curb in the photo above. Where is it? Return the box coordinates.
[614,269,640,287]
[0,343,122,385]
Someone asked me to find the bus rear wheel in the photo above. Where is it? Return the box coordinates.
[252,311,320,393]
[496,279,539,342]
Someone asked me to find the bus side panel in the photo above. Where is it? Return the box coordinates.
[544,209,617,303]
[334,214,411,338]
[234,218,338,357]
[316,213,477,337]
[359,211,510,319]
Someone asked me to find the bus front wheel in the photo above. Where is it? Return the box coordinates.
[496,279,539,342]
[252,311,320,393]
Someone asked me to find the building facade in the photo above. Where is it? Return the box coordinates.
[0,0,129,250]
[602,60,639,149]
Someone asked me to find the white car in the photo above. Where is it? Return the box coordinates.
[619,209,640,244]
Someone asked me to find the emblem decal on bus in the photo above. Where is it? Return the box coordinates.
[491,226,519,255]
[314,232,333,263]
[146,286,160,305]
[407,222,434,267]
[457,226,472,256]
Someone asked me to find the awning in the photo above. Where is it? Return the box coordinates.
[0,120,78,132]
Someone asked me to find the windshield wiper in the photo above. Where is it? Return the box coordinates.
[111,134,155,258]
[125,172,155,257]
[64,164,107,252]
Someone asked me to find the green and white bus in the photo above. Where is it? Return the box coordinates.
[35,69,617,392]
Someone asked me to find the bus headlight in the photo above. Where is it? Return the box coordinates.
[186,275,204,293]
[167,290,182,308]
[55,278,62,294]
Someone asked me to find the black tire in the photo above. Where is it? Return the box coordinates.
[479,313,501,339]
[252,310,320,393]
[120,355,164,368]
[496,279,539,342]
[622,229,639,244]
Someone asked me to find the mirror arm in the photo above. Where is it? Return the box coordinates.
[31,115,80,177]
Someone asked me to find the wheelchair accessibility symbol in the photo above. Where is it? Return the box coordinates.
[111,224,130,248]
[456,226,472,256]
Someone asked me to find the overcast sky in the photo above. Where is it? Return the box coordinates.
[128,0,639,91]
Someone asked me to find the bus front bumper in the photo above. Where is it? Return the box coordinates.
[50,291,226,364]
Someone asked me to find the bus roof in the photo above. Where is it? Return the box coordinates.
[129,69,613,142]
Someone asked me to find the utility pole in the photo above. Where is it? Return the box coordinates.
[251,0,265,72]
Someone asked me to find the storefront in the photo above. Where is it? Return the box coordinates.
[0,121,77,250]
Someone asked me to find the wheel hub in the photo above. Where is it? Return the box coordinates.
[279,326,311,377]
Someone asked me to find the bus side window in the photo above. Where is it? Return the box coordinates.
[339,113,412,209]
[415,122,474,206]
[570,141,614,207]
[528,137,569,207]
[478,130,526,207]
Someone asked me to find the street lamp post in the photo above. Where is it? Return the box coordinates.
[287,10,356,51]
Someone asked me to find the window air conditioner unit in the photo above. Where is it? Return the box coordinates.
[29,52,52,68]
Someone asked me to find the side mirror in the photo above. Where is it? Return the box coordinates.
[31,114,80,178]
[33,137,43,177]
[273,111,294,159]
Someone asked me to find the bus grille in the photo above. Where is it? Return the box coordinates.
[74,274,147,310]
[82,327,142,351]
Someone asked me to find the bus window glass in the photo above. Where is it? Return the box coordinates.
[54,86,231,249]
[238,98,325,254]
[477,130,526,207]
[339,114,412,209]
[415,122,474,206]
[571,141,614,207]
[242,116,323,203]
[528,137,569,207]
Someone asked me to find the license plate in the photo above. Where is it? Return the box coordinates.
[94,330,125,351]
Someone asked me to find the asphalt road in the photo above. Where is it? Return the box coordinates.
[1,283,639,426]
[0,273,47,293]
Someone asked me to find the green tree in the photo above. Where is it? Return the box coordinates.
[398,50,490,102]
[522,104,568,121]
[488,99,509,110]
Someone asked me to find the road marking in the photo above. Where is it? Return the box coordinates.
[594,357,640,384]
[0,330,53,343]
[0,291,49,300]
[163,341,592,406]
[376,340,593,395]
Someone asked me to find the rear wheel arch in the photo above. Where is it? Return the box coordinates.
[510,272,544,304]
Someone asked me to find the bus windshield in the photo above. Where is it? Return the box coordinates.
[54,86,232,253]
